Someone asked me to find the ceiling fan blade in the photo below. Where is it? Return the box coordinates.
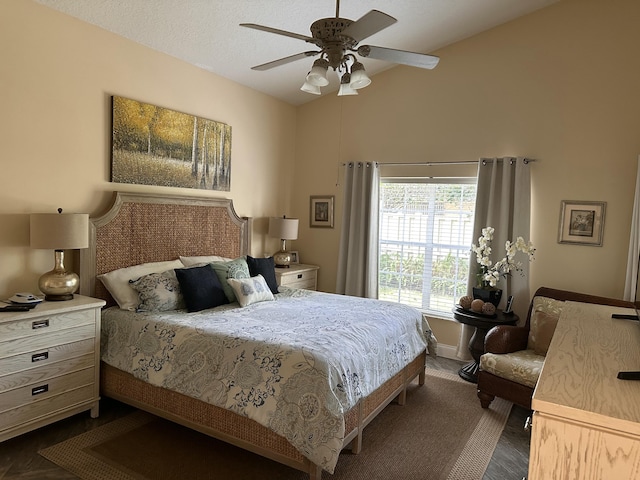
[251,51,319,71]
[358,45,440,70]
[240,23,320,46]
[340,10,397,43]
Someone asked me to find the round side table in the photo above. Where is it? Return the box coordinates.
[452,307,519,383]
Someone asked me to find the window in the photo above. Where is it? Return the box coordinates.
[378,179,477,316]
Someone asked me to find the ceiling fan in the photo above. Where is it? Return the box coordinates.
[240,0,440,96]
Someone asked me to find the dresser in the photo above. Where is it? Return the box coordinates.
[0,295,105,442]
[275,264,319,290]
[529,301,640,479]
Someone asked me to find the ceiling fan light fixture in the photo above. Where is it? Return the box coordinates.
[349,61,371,90]
[300,80,322,95]
[242,3,440,98]
[337,73,358,96]
[306,58,330,87]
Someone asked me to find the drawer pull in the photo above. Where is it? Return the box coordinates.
[32,384,49,396]
[32,352,49,362]
[297,274,303,279]
[32,319,50,329]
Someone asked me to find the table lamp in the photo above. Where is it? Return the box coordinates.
[268,216,299,268]
[30,208,89,301]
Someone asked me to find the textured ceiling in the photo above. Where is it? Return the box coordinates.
[35,0,559,106]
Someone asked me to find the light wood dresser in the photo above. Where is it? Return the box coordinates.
[275,264,319,290]
[0,294,105,442]
[529,301,640,479]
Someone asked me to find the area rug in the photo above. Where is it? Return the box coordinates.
[39,369,511,480]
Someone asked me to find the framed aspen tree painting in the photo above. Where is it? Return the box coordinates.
[111,96,231,191]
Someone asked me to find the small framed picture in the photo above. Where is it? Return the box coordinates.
[558,200,606,246]
[310,195,334,228]
[290,251,299,264]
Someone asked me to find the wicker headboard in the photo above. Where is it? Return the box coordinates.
[79,192,251,308]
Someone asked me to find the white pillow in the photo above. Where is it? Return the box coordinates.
[97,259,184,311]
[227,274,274,307]
[179,255,232,267]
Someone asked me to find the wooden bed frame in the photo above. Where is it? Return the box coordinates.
[79,191,426,479]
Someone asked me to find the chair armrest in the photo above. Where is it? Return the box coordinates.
[484,325,529,354]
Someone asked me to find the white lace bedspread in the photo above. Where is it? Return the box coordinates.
[101,288,430,473]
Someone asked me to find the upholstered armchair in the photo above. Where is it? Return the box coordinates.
[477,286,634,410]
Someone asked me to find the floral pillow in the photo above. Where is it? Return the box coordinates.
[227,274,274,307]
[97,259,184,311]
[129,269,185,312]
[210,257,251,303]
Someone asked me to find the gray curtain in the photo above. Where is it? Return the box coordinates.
[624,156,640,301]
[336,162,380,298]
[457,157,532,360]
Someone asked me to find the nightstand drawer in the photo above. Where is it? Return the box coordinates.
[0,323,95,359]
[0,310,94,343]
[0,352,94,392]
[0,383,95,433]
[0,338,94,377]
[283,275,317,289]
[275,264,319,291]
[0,367,94,412]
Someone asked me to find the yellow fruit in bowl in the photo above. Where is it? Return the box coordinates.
[471,299,485,312]
[459,295,473,309]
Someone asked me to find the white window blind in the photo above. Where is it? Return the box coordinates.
[378,179,477,315]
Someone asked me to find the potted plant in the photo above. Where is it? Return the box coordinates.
[471,227,536,306]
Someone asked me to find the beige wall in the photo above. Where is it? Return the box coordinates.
[0,0,296,297]
[293,0,640,345]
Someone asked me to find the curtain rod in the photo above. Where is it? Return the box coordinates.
[383,158,535,166]
[342,158,535,167]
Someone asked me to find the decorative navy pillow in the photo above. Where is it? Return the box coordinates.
[246,255,279,294]
[174,265,229,312]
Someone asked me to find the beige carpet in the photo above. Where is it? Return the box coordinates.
[39,369,511,480]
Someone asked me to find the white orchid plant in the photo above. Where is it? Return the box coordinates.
[471,227,536,288]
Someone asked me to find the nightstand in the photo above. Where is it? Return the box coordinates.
[275,264,319,290]
[0,294,105,442]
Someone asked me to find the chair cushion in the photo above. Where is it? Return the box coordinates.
[480,349,545,388]
[527,296,564,355]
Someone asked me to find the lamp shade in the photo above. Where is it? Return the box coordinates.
[30,212,89,250]
[300,80,322,95]
[306,59,330,87]
[338,73,358,96]
[349,62,371,90]
[269,217,299,240]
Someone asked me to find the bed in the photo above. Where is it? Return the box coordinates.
[79,191,431,479]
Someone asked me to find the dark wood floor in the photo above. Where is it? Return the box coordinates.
[0,356,530,479]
